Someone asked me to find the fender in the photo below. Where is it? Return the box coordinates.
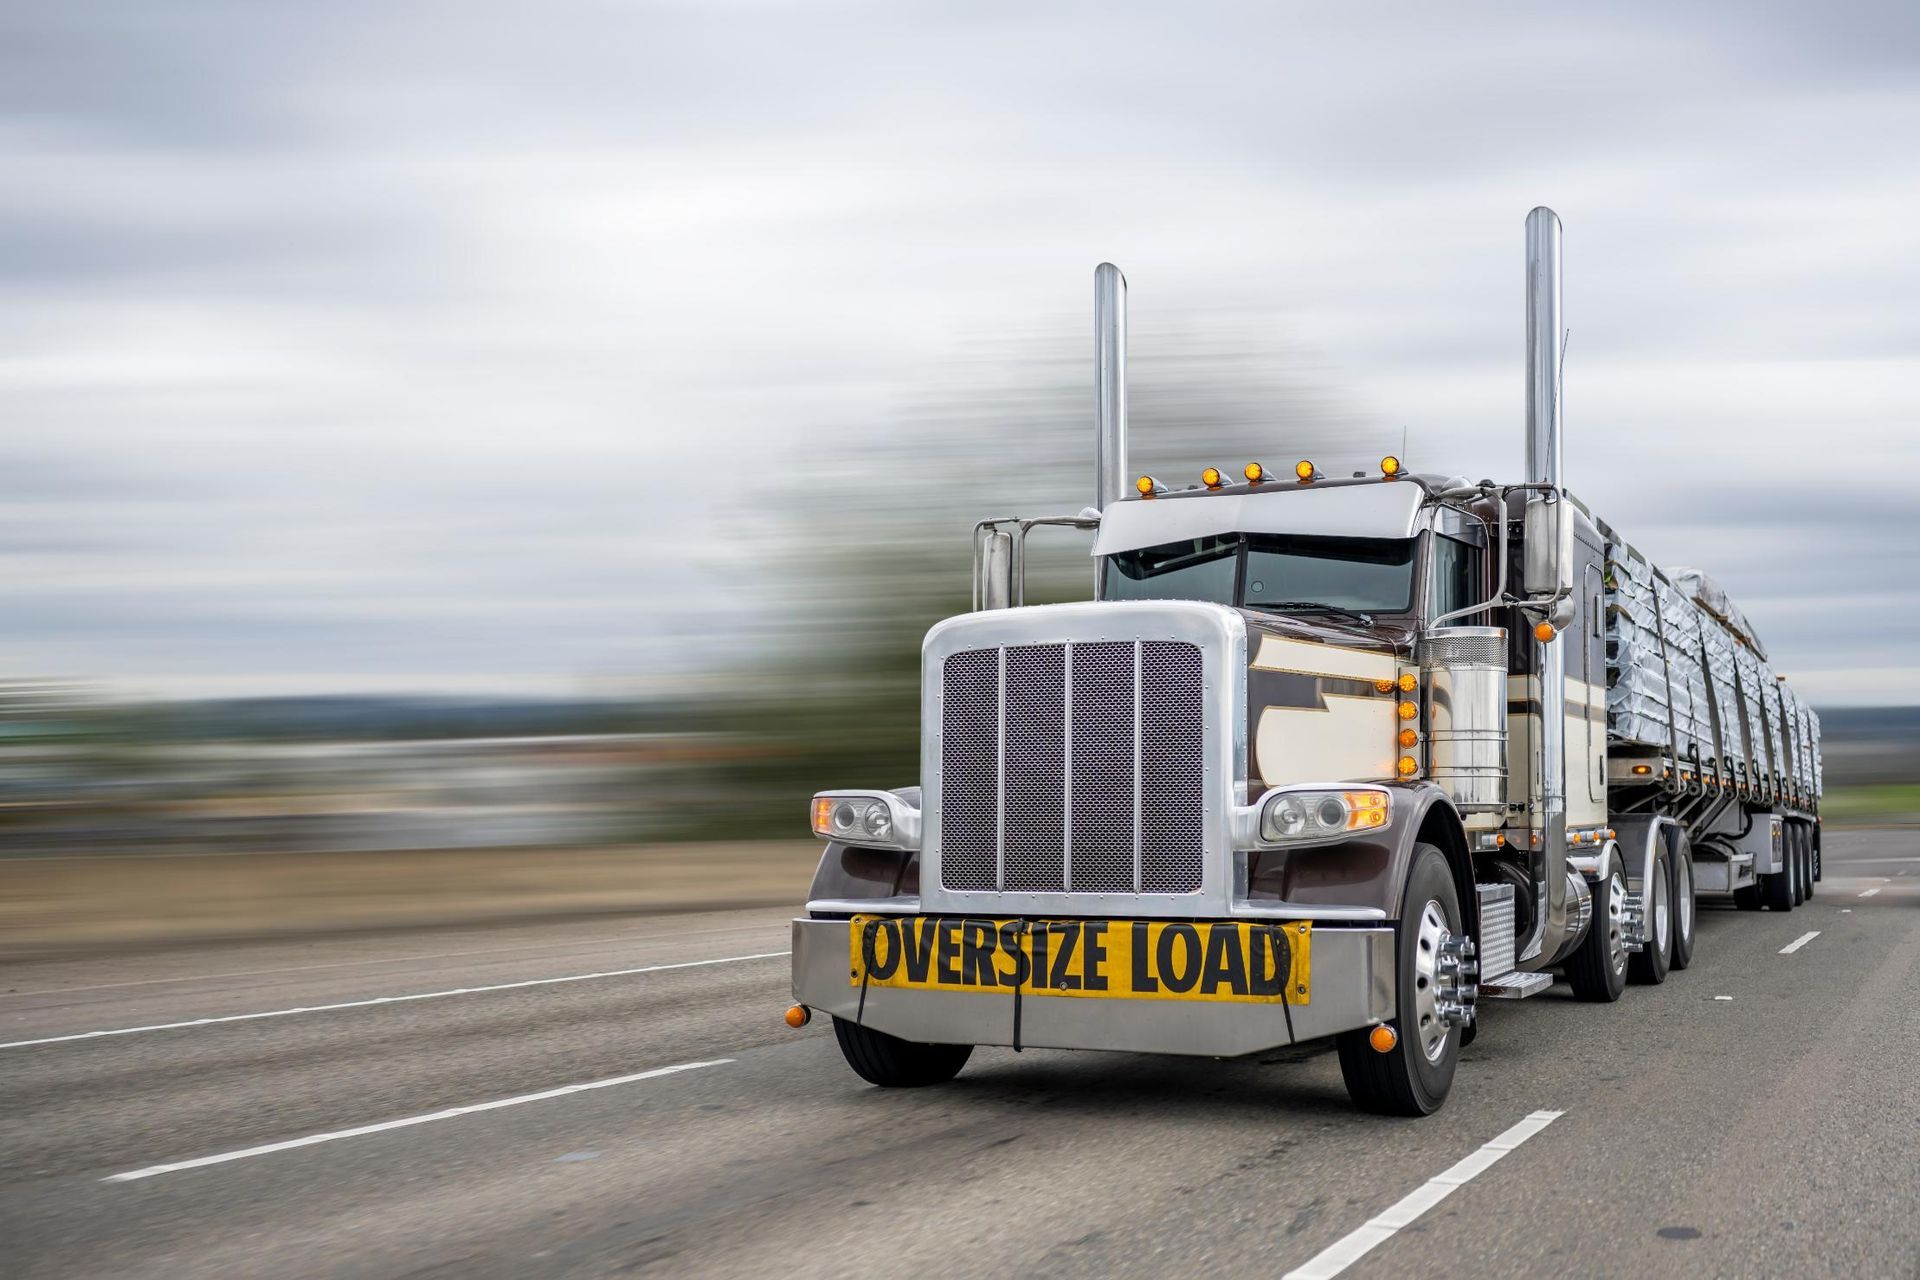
[1243,781,1474,930]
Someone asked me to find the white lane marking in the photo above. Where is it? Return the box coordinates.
[1859,888,1881,898]
[1713,995,1733,1001]
[103,1059,730,1182]
[1842,909,1853,914]
[1779,931,1820,954]
[2,920,785,999]
[1281,1109,1563,1280]
[0,952,790,1050]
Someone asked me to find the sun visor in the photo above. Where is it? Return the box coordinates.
[1091,482,1425,556]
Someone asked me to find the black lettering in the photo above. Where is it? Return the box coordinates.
[1249,928,1291,997]
[1130,921,1159,993]
[1200,925,1249,997]
[862,919,903,981]
[1156,923,1202,993]
[1050,921,1082,990]
[1032,925,1051,990]
[995,922,1029,987]
[1082,923,1109,991]
[936,918,962,985]
[961,920,997,987]
[902,917,938,983]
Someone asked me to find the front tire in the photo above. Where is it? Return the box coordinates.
[1628,841,1672,985]
[832,1017,972,1087]
[1337,843,1463,1117]
[1566,867,1629,1002]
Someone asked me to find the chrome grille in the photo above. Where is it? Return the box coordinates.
[939,639,1204,895]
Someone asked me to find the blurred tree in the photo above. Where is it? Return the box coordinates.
[660,311,1390,837]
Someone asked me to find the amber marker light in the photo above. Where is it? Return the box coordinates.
[1632,764,1652,776]
[1374,678,1395,694]
[1533,621,1557,642]
[1369,1024,1398,1053]
[1201,466,1223,489]
[811,797,835,835]
[784,1004,811,1029]
[1244,461,1266,483]
[1294,459,1316,482]
[1135,474,1160,497]
[1380,455,1402,476]
[1397,755,1420,778]
[1396,700,1418,721]
[1494,833,1508,847]
[1399,727,1419,748]
[1396,672,1417,693]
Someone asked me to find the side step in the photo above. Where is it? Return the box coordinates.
[1480,970,1554,1000]
[1475,881,1552,1000]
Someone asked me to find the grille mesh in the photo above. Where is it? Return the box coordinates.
[1003,646,1067,892]
[1139,642,1205,892]
[938,638,1205,895]
[1069,642,1137,893]
[939,649,999,893]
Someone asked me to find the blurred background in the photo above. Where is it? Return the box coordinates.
[4,2,1917,951]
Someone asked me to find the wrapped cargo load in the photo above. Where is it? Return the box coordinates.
[1672,567,1768,662]
[1603,543,1713,758]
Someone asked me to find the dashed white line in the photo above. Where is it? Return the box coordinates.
[103,1059,732,1182]
[1858,888,1881,898]
[1282,1109,1564,1280]
[0,951,790,1050]
[1779,931,1820,954]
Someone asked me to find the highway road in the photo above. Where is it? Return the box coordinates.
[4,831,1916,1279]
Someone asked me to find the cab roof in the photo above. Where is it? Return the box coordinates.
[1091,476,1429,557]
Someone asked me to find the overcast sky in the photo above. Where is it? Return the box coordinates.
[4,2,1917,702]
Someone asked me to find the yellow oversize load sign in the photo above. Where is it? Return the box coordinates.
[848,916,1311,1005]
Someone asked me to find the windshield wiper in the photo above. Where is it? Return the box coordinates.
[1251,600,1376,626]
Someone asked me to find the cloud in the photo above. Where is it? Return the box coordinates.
[1,1,1915,700]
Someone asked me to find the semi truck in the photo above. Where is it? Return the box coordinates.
[786,208,1823,1115]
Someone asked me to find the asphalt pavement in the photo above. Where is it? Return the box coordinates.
[3,831,1916,1279]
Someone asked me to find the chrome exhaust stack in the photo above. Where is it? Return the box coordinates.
[1094,263,1129,513]
[1524,206,1580,965]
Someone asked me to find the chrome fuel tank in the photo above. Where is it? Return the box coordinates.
[1420,626,1508,815]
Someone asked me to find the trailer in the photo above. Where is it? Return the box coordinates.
[786,208,1821,1115]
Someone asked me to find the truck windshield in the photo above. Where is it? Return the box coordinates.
[1103,533,1416,614]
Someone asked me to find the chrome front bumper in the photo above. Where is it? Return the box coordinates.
[790,916,1394,1057]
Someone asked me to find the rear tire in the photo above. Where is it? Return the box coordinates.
[1565,867,1629,1002]
[1797,824,1815,900]
[1669,834,1697,971]
[1628,842,1672,985]
[1337,844,1462,1117]
[831,1017,972,1087]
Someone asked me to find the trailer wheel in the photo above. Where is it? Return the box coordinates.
[1336,844,1461,1117]
[831,1017,972,1088]
[1812,828,1822,882]
[1668,834,1697,971]
[1565,867,1628,1002]
[1628,841,1672,985]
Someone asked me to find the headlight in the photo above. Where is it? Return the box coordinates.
[809,790,918,851]
[1257,787,1390,844]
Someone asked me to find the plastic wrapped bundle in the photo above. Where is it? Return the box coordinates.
[1604,546,1715,758]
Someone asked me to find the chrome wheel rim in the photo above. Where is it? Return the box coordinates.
[1606,872,1627,975]
[1411,899,1453,1063]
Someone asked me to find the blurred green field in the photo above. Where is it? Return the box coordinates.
[1822,784,1920,826]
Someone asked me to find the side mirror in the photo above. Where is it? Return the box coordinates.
[1521,494,1573,599]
